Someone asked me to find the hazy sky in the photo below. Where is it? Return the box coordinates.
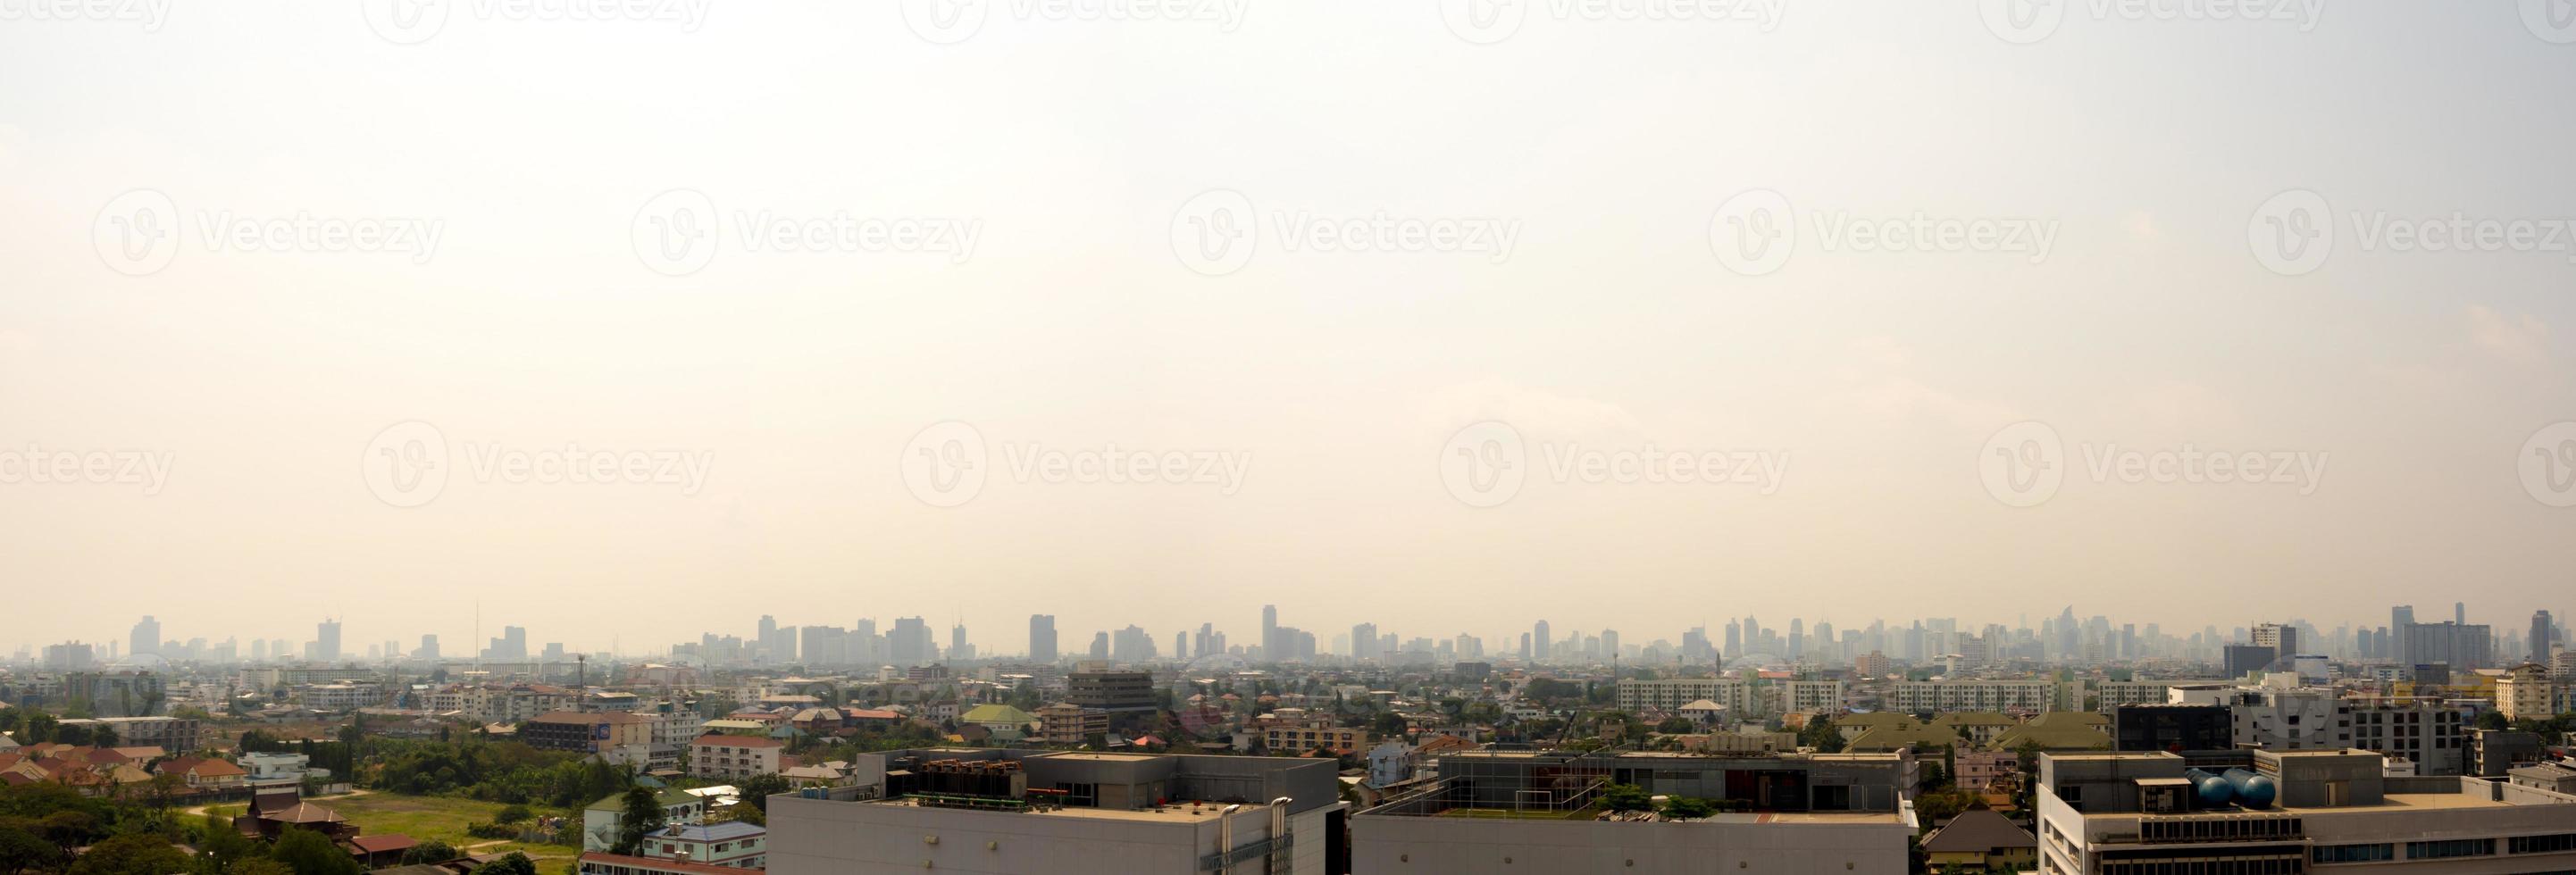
[4,1,2573,657]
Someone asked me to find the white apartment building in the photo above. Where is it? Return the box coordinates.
[2228,682,2354,752]
[297,682,384,712]
[2347,700,2465,776]
[2093,680,2224,710]
[691,734,784,781]
[1889,680,2053,713]
[1783,679,1846,713]
[1617,678,1754,713]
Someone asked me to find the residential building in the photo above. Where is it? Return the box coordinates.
[1889,679,2053,714]
[1783,679,1845,713]
[1920,808,2037,872]
[1615,678,1753,713]
[54,716,198,752]
[767,748,1345,875]
[638,821,766,870]
[2225,681,2353,751]
[2498,662,2553,721]
[577,853,759,875]
[690,734,783,781]
[2111,704,2231,753]
[524,711,655,754]
[583,788,710,853]
[1066,670,1156,712]
[1034,703,1107,746]
[1252,709,1367,755]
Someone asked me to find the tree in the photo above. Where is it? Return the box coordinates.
[0,821,62,875]
[403,841,459,865]
[1601,783,1652,812]
[611,788,665,855]
[469,853,536,875]
[66,835,188,875]
[1654,717,1695,735]
[1797,719,1844,754]
[494,805,532,826]
[737,774,791,814]
[1658,796,1716,820]
[270,829,360,875]
[231,860,296,875]
[2477,711,2510,731]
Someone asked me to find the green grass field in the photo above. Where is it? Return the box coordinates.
[209,792,576,861]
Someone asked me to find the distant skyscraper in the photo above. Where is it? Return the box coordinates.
[2456,602,2467,627]
[417,634,440,660]
[2533,611,2555,665]
[1088,631,1109,660]
[2391,605,2415,664]
[889,617,933,666]
[1262,604,1280,659]
[314,618,342,662]
[1533,621,1551,663]
[129,616,160,658]
[1029,614,1058,662]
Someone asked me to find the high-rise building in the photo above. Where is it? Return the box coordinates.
[129,616,160,658]
[416,634,440,660]
[314,618,342,662]
[1261,604,1280,660]
[2391,604,2416,664]
[1028,614,1058,662]
[1533,621,1551,664]
[2533,610,2555,665]
[2251,622,2297,671]
[888,617,933,667]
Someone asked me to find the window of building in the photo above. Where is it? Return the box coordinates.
[2313,843,2393,863]
[2406,838,2495,860]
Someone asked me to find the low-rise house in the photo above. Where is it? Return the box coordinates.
[581,788,707,852]
[637,821,766,870]
[155,755,249,791]
[574,852,762,875]
[1918,808,2036,872]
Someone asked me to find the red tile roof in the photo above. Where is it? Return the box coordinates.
[347,834,417,854]
[577,852,762,875]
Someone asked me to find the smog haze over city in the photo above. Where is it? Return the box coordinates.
[5,1,2576,658]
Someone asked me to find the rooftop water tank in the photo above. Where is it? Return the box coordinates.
[2222,768,2276,808]
[2183,769,2234,806]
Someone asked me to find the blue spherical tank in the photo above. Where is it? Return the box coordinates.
[2183,769,2234,806]
[2222,768,2277,808]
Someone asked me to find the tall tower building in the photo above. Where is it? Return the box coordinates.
[1533,621,1551,664]
[129,616,160,658]
[2391,605,2415,665]
[1029,614,1058,662]
[2533,611,2555,665]
[314,618,342,662]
